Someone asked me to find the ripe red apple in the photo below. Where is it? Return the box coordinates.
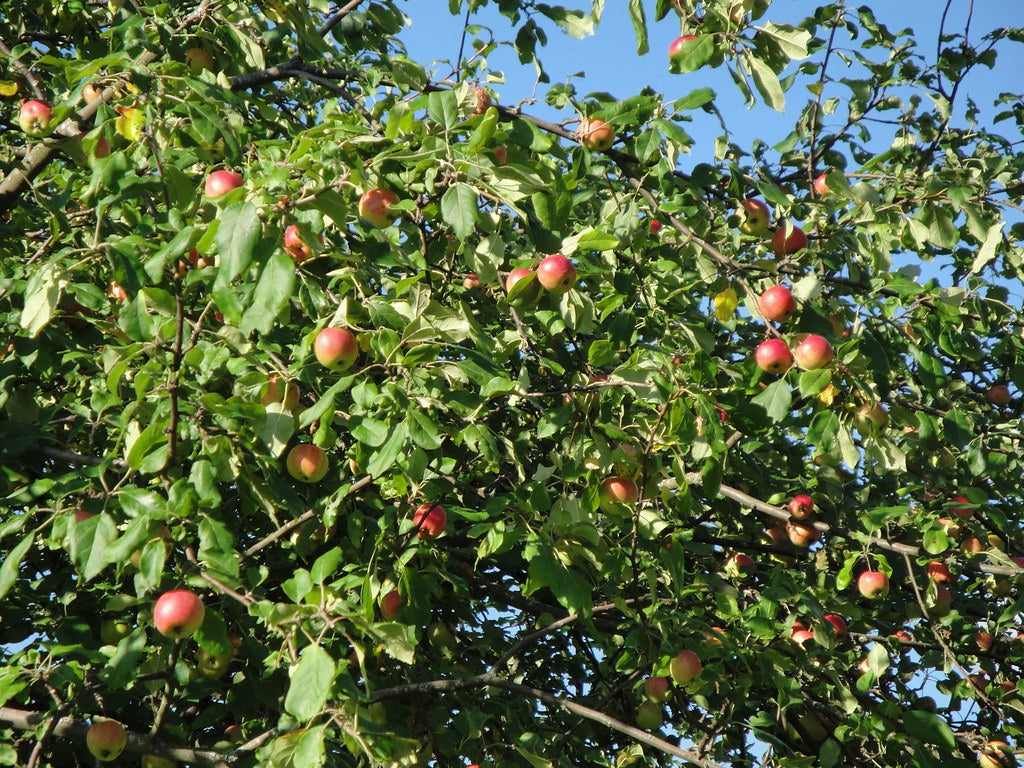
[668,35,698,64]
[283,225,313,263]
[286,444,328,483]
[87,720,127,761]
[598,476,639,514]
[790,627,815,647]
[772,222,808,256]
[758,285,796,322]
[505,268,533,293]
[261,373,300,411]
[962,537,985,555]
[205,169,243,198]
[635,700,664,730]
[153,589,205,638]
[949,495,973,520]
[358,188,400,228]
[754,339,793,374]
[857,570,889,599]
[738,199,771,235]
[185,47,215,73]
[978,740,1014,768]
[725,552,755,577]
[18,99,52,135]
[314,326,358,371]
[987,384,1011,407]
[926,561,952,584]
[649,219,662,235]
[670,649,701,684]
[73,509,96,524]
[792,334,834,370]
[643,676,672,703]
[472,86,492,116]
[823,614,847,641]
[413,503,447,539]
[463,273,481,290]
[812,172,830,196]
[492,147,507,165]
[892,629,913,645]
[380,589,402,620]
[788,494,814,520]
[536,253,577,294]
[787,521,820,547]
[855,402,889,430]
[578,118,615,152]
[976,632,995,652]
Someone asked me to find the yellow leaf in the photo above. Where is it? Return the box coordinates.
[819,384,839,406]
[0,81,18,97]
[115,107,144,142]
[713,287,738,322]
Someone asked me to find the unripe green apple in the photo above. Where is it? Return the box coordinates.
[142,755,176,768]
[86,720,127,761]
[184,47,215,73]
[670,649,701,684]
[100,618,133,645]
[738,199,770,235]
[635,700,664,730]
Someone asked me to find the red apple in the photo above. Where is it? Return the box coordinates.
[463,273,481,290]
[927,585,952,618]
[725,552,755,577]
[261,373,300,411]
[738,199,771,235]
[492,147,507,165]
[153,589,205,638]
[413,503,447,539]
[505,268,533,293]
[205,169,243,198]
[578,118,615,152]
[314,326,358,371]
[599,476,639,514]
[788,494,814,520]
[649,219,662,235]
[83,83,102,103]
[962,537,985,555]
[284,225,313,263]
[792,334,834,370]
[380,589,402,620]
[857,570,889,599]
[790,627,815,647]
[892,629,913,646]
[978,740,1014,768]
[758,285,796,322]
[772,222,808,256]
[823,614,847,641]
[286,443,329,483]
[643,676,672,703]
[755,339,793,374]
[73,509,95,524]
[976,631,995,652]
[812,172,830,196]
[535,253,577,294]
[87,720,127,761]
[92,135,111,159]
[787,521,820,548]
[670,649,701,684]
[926,561,952,584]
[987,384,1011,407]
[18,99,52,135]
[949,495,973,520]
[668,35,699,63]
[358,188,399,228]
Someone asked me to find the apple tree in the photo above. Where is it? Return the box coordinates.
[2,1,1024,767]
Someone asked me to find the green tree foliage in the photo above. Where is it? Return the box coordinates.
[2,1,1024,766]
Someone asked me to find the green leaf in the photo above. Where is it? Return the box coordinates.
[198,516,239,578]
[627,0,648,55]
[903,710,955,747]
[756,23,811,60]
[671,88,716,111]
[365,421,409,477]
[369,622,417,664]
[440,183,480,240]
[971,221,1004,272]
[744,51,785,111]
[103,627,148,690]
[284,645,336,721]
[798,369,832,397]
[867,644,889,677]
[71,513,118,582]
[213,202,261,288]
[0,534,33,601]
[427,89,459,130]
[752,379,792,421]
[240,251,296,336]
[19,262,64,337]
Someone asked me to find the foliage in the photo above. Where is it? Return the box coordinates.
[1,1,1023,767]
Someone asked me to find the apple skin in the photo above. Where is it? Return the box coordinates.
[261,373,300,411]
[153,589,205,638]
[788,494,814,520]
[286,444,329,483]
[492,147,507,165]
[987,384,1011,407]
[92,135,111,159]
[976,631,995,652]
[413,503,447,539]
[738,199,771,235]
[978,740,1014,768]
[758,285,796,322]
[314,327,358,371]
[380,589,402,620]
[598,476,639,514]
[790,628,815,647]
[535,253,577,294]
[949,495,973,520]
[184,47,215,73]
[643,676,672,703]
[754,338,793,374]
[142,755,176,768]
[927,585,952,618]
[823,614,847,641]
[358,188,400,228]
[772,222,808,256]
[649,219,662,235]
[472,86,492,116]
[725,552,755,577]
[100,618,133,645]
[283,225,313,263]
[792,334,834,370]
[635,700,664,730]
[578,118,615,152]
[668,35,698,62]
[855,402,889,430]
[463,273,481,290]
[926,561,952,584]
[18,99,52,135]
[812,172,830,196]
[205,169,243,198]
[506,268,533,292]
[86,720,127,762]
[83,83,102,103]
[786,521,820,548]
[670,649,702,684]
[857,570,889,599]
